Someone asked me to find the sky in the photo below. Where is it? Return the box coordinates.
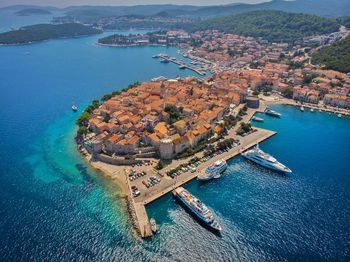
[0,0,270,8]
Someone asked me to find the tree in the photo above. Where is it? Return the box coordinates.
[92,100,100,108]
[76,111,90,127]
[228,48,235,57]
[282,87,294,98]
[103,114,111,123]
[101,93,113,101]
[155,160,166,170]
[77,126,88,136]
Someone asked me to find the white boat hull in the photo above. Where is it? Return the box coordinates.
[242,153,292,174]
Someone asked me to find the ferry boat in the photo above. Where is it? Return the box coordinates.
[252,116,264,122]
[242,144,292,174]
[172,187,222,232]
[265,108,281,118]
[150,218,157,233]
[197,160,227,181]
[71,105,78,112]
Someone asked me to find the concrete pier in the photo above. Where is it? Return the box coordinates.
[138,127,276,206]
[128,126,275,238]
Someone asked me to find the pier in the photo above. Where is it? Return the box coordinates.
[89,105,277,238]
[138,127,276,206]
[128,126,275,238]
[156,53,206,76]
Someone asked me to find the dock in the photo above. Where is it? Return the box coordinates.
[157,53,206,76]
[128,126,275,238]
[140,127,275,205]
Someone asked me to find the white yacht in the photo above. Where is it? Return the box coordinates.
[197,160,227,181]
[242,144,292,174]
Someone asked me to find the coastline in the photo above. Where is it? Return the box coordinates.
[75,100,276,238]
[0,33,102,46]
[75,93,349,238]
[96,42,168,47]
[77,145,130,198]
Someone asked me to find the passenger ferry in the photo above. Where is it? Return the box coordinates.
[242,144,292,174]
[265,108,281,118]
[172,187,222,232]
[197,160,227,181]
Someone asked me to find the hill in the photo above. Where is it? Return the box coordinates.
[14,8,51,16]
[312,35,350,73]
[0,23,102,45]
[188,10,340,43]
[188,0,350,18]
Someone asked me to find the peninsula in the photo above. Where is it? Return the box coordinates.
[14,8,51,16]
[0,23,102,45]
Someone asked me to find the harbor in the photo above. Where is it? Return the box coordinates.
[88,122,276,238]
[154,53,207,76]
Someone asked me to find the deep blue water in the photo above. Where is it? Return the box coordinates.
[1,11,350,262]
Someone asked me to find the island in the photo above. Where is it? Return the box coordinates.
[86,9,350,237]
[0,23,102,45]
[14,8,52,16]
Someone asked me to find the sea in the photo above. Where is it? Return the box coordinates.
[0,9,350,262]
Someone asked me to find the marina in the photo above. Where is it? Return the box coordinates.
[155,53,207,76]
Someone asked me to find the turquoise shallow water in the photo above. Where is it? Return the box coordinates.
[1,10,350,261]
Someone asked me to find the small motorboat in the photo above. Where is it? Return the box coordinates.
[150,218,157,233]
[252,116,264,122]
[72,105,78,112]
[338,113,342,118]
[310,108,314,112]
[300,106,305,112]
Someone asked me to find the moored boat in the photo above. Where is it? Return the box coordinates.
[160,59,169,63]
[300,106,305,112]
[252,116,264,122]
[72,105,78,112]
[197,160,227,181]
[172,187,222,232]
[338,113,342,118]
[265,108,281,118]
[150,218,157,233]
[242,144,292,174]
